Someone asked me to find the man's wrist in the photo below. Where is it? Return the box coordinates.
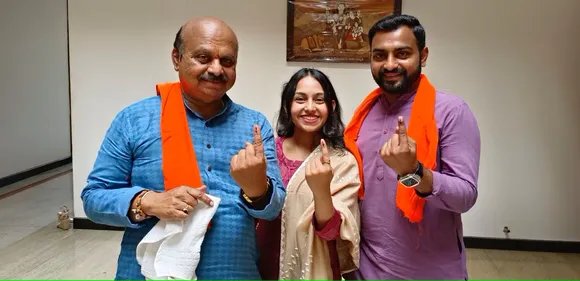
[241,177,272,210]
[129,190,153,222]
[242,177,269,198]
[414,168,434,196]
[399,161,419,177]
[415,186,432,197]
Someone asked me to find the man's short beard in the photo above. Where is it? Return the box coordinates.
[373,63,422,95]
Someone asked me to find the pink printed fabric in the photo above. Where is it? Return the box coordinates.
[275,137,303,186]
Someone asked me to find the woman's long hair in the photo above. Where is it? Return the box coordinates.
[275,68,346,150]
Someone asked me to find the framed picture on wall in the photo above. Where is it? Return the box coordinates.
[286,0,402,63]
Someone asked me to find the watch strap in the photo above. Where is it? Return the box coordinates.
[416,161,424,178]
[397,161,423,180]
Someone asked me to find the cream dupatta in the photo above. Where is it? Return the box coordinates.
[278,144,361,280]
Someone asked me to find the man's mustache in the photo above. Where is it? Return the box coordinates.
[379,67,405,76]
[199,72,228,82]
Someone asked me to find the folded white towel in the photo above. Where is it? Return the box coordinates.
[136,194,221,280]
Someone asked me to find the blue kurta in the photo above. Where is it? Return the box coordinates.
[81,94,286,280]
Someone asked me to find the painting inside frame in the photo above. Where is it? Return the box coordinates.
[286,0,402,63]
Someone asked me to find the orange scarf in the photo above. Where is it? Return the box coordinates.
[156,82,203,191]
[344,74,438,223]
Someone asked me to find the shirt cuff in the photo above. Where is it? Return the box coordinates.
[118,186,148,228]
[312,209,342,241]
[420,171,442,200]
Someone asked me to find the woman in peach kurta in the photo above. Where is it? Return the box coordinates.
[256,68,362,280]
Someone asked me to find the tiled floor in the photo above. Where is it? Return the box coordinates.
[0,164,72,249]
[0,166,579,279]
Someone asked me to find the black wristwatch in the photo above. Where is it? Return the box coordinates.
[397,161,423,188]
[240,178,273,210]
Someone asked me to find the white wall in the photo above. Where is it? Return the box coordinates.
[69,0,580,241]
[0,0,71,179]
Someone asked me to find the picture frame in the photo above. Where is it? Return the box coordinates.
[286,0,402,63]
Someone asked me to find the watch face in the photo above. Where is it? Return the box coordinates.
[400,174,420,188]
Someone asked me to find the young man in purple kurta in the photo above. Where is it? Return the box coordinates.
[344,14,481,280]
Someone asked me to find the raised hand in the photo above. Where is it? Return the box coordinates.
[305,139,334,197]
[230,124,268,198]
[380,116,418,176]
[140,185,213,221]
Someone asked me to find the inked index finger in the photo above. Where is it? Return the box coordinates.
[252,124,264,156]
[397,116,409,146]
[320,139,330,164]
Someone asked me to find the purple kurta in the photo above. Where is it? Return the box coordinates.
[344,90,481,280]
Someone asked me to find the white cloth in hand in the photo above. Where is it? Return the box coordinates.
[136,194,221,280]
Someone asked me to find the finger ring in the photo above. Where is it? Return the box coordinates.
[322,160,331,165]
[182,206,189,214]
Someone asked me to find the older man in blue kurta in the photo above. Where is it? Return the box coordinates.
[80,17,286,280]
